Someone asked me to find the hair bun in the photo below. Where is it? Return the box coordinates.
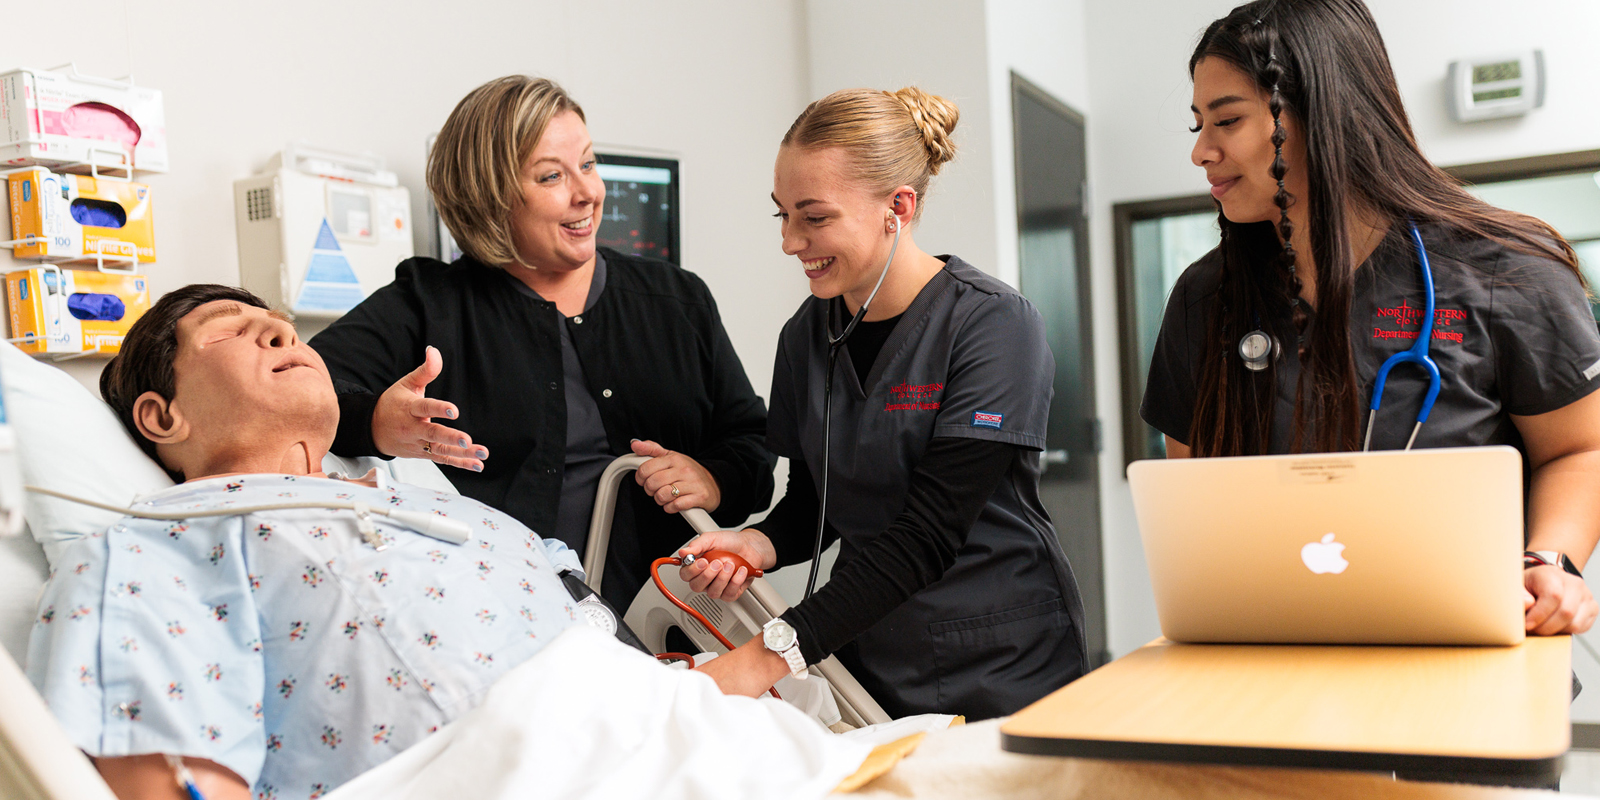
[890,87,959,173]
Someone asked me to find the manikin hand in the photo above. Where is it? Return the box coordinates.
[371,346,487,471]
[677,529,776,602]
[632,439,722,513]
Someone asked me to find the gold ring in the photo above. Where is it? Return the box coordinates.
[421,442,433,455]
[670,484,681,498]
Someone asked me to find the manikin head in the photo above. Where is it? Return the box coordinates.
[101,284,338,481]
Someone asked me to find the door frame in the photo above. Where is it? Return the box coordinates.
[1010,71,1108,667]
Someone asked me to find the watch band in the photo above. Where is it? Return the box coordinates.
[778,643,807,679]
[1524,550,1584,579]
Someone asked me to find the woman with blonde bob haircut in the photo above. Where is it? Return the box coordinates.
[678,87,1089,719]
[311,75,776,612]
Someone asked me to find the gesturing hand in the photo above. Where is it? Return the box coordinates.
[633,439,722,513]
[371,346,488,472]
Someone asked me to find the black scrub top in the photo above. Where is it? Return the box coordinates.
[767,255,1087,719]
[1143,221,1600,459]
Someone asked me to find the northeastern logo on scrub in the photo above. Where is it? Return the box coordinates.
[1373,300,1466,344]
[886,381,943,411]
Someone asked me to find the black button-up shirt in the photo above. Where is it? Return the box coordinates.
[311,248,776,607]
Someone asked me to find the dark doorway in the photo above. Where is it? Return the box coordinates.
[1011,73,1108,667]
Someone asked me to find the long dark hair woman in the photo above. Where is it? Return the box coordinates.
[1141,0,1600,635]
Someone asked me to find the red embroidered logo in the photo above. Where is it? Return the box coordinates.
[1373,300,1465,344]
[885,381,943,411]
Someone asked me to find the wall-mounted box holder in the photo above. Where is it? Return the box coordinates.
[5,267,150,355]
[0,66,167,176]
[7,167,154,265]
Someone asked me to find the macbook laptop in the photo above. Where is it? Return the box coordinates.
[1127,446,1525,646]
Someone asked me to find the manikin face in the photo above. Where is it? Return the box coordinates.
[157,301,338,472]
[1190,57,1310,226]
[507,110,606,271]
[772,145,901,305]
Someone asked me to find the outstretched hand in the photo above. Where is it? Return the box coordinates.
[371,346,487,472]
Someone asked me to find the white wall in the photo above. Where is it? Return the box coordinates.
[804,0,999,275]
[0,0,812,403]
[1083,0,1600,656]
[985,0,1093,288]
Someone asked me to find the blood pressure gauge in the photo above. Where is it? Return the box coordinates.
[1447,50,1545,123]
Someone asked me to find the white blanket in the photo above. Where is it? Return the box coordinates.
[325,625,872,800]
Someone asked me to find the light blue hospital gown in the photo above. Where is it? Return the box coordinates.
[27,473,584,800]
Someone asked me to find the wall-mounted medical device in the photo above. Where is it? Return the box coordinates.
[0,65,167,176]
[427,140,679,265]
[1447,50,1545,123]
[232,143,412,320]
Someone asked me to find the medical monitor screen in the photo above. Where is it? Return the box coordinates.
[596,154,680,264]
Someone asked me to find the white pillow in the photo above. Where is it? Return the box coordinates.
[1,342,173,565]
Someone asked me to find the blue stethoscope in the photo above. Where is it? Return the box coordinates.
[1239,220,1440,451]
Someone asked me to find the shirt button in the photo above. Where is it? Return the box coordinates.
[573,316,584,324]
[548,382,558,391]
[602,389,613,398]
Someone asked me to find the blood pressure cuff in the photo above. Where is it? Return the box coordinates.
[559,569,652,656]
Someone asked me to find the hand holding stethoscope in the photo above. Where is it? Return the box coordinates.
[1239,220,1441,451]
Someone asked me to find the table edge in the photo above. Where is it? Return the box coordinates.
[998,732,1564,783]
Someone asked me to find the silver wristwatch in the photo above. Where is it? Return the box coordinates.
[762,618,807,680]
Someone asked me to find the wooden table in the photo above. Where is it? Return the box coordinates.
[1000,637,1571,787]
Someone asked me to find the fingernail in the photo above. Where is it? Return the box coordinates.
[472,463,483,472]
[476,449,488,459]
[447,408,458,419]
[630,438,640,444]
[459,438,469,448]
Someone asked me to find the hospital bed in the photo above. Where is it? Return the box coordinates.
[0,337,893,797]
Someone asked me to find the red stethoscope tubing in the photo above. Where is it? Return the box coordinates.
[650,552,781,700]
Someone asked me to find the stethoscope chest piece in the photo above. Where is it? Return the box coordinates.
[1238,329,1280,372]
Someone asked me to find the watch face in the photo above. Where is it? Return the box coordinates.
[764,620,796,651]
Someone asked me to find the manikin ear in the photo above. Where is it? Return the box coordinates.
[132,390,190,447]
[888,186,919,230]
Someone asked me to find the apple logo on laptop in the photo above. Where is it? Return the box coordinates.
[1301,533,1349,574]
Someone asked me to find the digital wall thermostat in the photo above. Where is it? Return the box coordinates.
[1447,50,1545,123]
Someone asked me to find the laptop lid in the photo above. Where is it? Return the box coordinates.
[1127,446,1525,646]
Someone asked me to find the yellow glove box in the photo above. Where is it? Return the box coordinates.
[7,167,155,263]
[5,268,150,355]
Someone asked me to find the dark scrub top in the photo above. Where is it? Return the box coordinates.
[502,256,612,551]
[1143,221,1600,460]
[767,255,1087,719]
